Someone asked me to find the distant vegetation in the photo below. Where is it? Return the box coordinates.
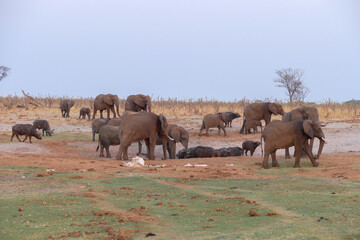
[0,95,359,119]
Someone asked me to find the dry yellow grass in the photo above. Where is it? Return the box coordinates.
[0,95,359,119]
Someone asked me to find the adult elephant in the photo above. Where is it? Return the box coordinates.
[60,99,74,118]
[116,112,173,160]
[262,120,327,169]
[92,94,121,119]
[240,102,284,133]
[125,94,151,112]
[138,124,189,159]
[282,106,325,159]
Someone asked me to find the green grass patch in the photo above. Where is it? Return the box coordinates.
[1,169,360,239]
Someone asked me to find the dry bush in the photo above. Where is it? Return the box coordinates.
[0,95,359,119]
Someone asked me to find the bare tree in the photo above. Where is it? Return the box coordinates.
[273,68,309,103]
[0,66,11,82]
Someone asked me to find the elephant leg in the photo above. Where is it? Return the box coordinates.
[145,139,150,157]
[110,106,116,118]
[245,150,248,156]
[285,148,291,159]
[205,128,209,137]
[106,108,110,119]
[271,151,279,167]
[217,127,221,136]
[294,142,302,168]
[10,133,14,141]
[304,142,319,167]
[250,149,254,156]
[92,109,97,119]
[262,150,270,169]
[87,113,91,120]
[100,110,104,119]
[168,141,176,159]
[137,141,142,155]
[245,127,248,135]
[29,136,32,143]
[92,131,95,142]
[222,126,226,136]
[148,136,156,160]
[105,146,111,158]
[116,144,124,160]
[100,145,104,157]
[161,137,167,160]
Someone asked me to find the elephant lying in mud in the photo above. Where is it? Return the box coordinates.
[261,120,327,169]
[199,113,226,136]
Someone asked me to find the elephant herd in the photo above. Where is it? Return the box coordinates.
[10,94,327,169]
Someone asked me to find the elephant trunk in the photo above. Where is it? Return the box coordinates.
[182,139,189,149]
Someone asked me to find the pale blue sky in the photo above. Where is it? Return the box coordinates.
[0,0,359,102]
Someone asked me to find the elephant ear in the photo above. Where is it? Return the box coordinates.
[134,95,146,108]
[158,114,168,133]
[303,120,314,139]
[103,94,114,105]
[169,127,181,142]
[298,106,309,119]
[268,103,279,115]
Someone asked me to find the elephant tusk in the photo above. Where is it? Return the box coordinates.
[321,137,328,144]
[166,134,175,141]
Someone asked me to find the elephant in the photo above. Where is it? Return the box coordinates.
[107,118,122,126]
[96,125,120,158]
[244,120,262,134]
[261,120,327,169]
[219,112,241,127]
[240,102,284,133]
[91,118,109,141]
[242,141,261,156]
[199,113,226,136]
[79,107,91,119]
[282,106,325,159]
[92,94,121,119]
[116,112,173,160]
[215,147,243,157]
[125,94,152,112]
[11,124,42,143]
[33,120,54,136]
[138,124,189,159]
[176,146,216,159]
[121,111,138,119]
[60,99,75,118]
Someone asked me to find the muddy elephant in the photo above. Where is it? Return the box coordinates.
[92,94,121,119]
[116,112,173,160]
[244,120,262,134]
[261,120,327,169]
[199,113,226,136]
[282,106,325,159]
[125,94,151,112]
[79,107,91,119]
[60,99,75,118]
[219,112,241,127]
[96,125,120,158]
[138,124,189,159]
[240,102,284,133]
[91,118,109,141]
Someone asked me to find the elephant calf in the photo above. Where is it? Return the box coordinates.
[33,120,54,136]
[199,113,226,136]
[219,112,241,127]
[215,147,243,157]
[11,124,42,143]
[176,146,216,159]
[79,107,91,119]
[242,141,261,156]
[92,119,109,141]
[138,124,189,159]
[96,125,120,158]
[244,120,262,134]
[107,118,122,126]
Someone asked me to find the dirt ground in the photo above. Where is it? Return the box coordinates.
[1,108,360,181]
